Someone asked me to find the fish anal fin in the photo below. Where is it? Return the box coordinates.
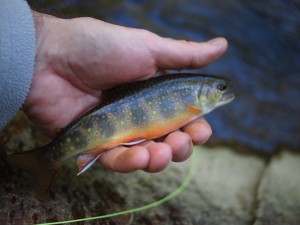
[187,104,202,115]
[77,152,102,176]
[7,149,58,199]
[121,139,146,146]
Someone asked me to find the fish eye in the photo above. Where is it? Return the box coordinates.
[217,83,228,92]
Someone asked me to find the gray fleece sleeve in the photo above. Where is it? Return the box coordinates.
[0,0,35,128]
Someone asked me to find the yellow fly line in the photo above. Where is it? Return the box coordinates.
[37,150,198,225]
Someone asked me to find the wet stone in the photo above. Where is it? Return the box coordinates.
[254,151,300,225]
[177,146,266,225]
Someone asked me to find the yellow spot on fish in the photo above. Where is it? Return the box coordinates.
[67,138,71,143]
[87,128,92,133]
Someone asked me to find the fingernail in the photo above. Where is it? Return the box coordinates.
[207,37,226,46]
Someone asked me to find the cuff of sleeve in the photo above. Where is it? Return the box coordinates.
[0,0,36,128]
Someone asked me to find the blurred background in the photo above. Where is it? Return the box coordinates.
[28,0,300,153]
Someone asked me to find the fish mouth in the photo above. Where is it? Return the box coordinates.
[221,91,235,104]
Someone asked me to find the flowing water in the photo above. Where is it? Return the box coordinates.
[29,0,300,153]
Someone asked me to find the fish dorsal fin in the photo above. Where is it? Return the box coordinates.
[187,104,202,115]
[77,153,102,176]
[121,139,146,146]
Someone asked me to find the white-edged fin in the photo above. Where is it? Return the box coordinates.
[77,153,102,176]
[121,139,146,146]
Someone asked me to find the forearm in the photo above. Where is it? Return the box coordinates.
[0,0,35,128]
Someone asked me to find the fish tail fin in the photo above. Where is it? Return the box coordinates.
[7,148,58,198]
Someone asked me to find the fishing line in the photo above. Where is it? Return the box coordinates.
[37,150,198,225]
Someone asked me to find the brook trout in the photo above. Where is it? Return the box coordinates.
[9,73,234,197]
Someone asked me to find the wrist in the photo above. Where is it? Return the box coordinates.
[30,11,71,76]
[31,11,56,58]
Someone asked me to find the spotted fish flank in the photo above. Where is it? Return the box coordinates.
[8,73,234,197]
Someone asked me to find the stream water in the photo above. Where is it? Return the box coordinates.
[28,0,300,153]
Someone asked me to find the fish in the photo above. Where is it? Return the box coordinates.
[8,73,234,197]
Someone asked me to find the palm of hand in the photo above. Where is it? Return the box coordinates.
[25,18,159,136]
[24,15,227,172]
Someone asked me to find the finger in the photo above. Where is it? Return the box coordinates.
[164,131,193,162]
[183,117,212,144]
[143,142,172,173]
[98,146,150,172]
[148,36,228,70]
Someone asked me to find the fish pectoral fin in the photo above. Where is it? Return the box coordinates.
[77,153,102,176]
[187,104,202,115]
[121,139,146,146]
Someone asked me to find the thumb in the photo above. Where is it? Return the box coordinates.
[147,35,228,70]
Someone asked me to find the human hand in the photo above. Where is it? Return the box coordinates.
[24,11,227,173]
